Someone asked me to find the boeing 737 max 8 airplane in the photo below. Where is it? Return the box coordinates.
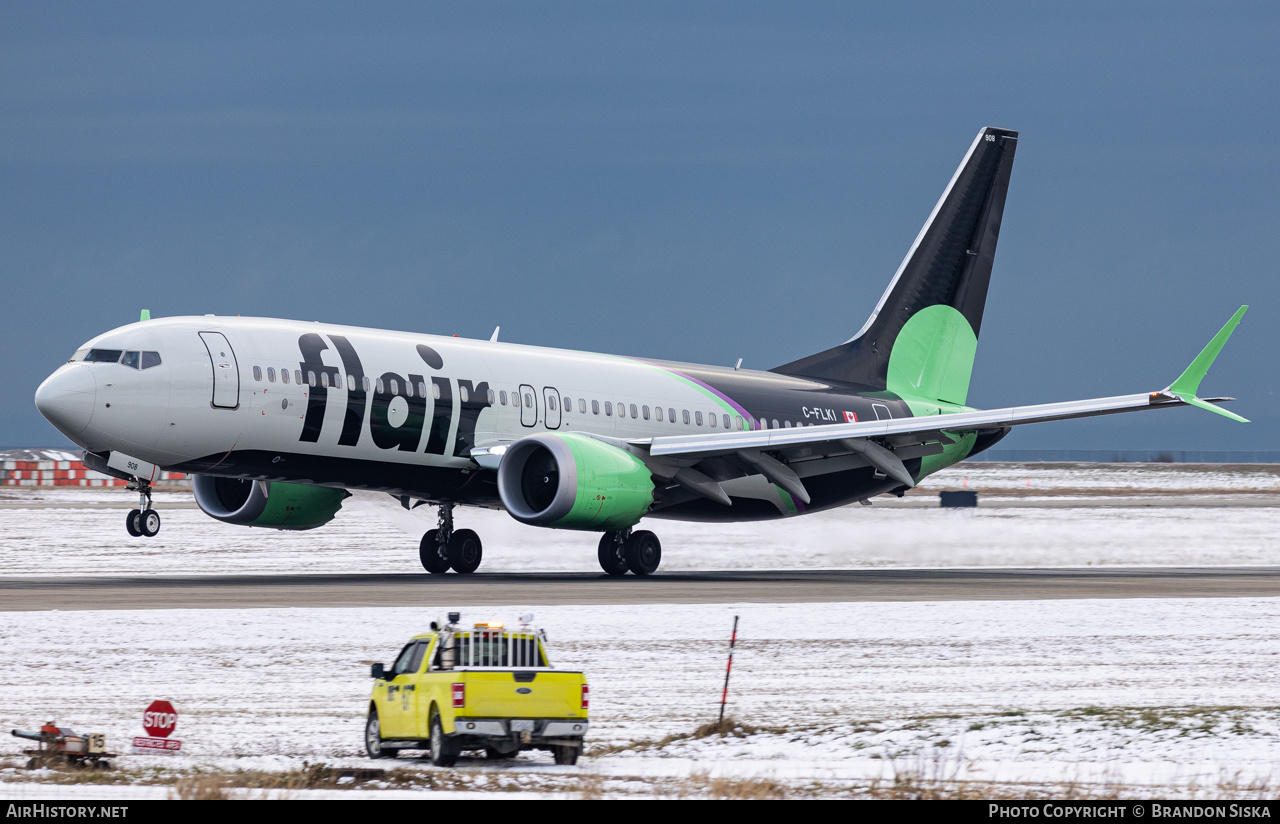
[34,127,1249,576]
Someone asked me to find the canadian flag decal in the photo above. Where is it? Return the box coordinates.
[843,411,858,423]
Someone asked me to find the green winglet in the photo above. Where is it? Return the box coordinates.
[1165,305,1249,423]
[139,309,151,322]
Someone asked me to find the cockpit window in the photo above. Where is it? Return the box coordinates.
[121,351,141,369]
[67,349,89,363]
[141,351,162,369]
[85,349,123,363]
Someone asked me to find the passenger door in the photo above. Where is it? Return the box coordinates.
[198,332,240,409]
[382,640,428,738]
[543,387,561,430]
[519,383,538,427]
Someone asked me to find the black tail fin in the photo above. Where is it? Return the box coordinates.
[773,126,1018,390]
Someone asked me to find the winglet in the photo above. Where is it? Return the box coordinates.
[139,309,151,322]
[1162,305,1249,422]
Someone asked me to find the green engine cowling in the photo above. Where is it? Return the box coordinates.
[496,432,654,531]
[191,475,348,530]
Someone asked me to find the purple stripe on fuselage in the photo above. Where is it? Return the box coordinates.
[632,360,756,426]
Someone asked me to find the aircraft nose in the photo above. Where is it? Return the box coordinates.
[34,365,96,438]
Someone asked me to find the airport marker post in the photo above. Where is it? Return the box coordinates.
[719,615,739,724]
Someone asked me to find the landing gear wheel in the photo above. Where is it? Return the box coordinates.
[597,532,629,576]
[419,529,450,573]
[553,744,580,765]
[126,509,142,537]
[625,530,661,576]
[364,708,397,759]
[447,529,482,574]
[140,509,161,537]
[429,711,459,767]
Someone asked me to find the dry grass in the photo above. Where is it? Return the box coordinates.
[171,775,231,800]
[679,773,788,800]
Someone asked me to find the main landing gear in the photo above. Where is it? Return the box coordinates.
[597,529,661,576]
[418,503,483,575]
[124,480,161,538]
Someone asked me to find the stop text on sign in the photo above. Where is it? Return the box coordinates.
[142,700,178,738]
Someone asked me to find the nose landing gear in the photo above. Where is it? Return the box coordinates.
[418,503,483,574]
[125,480,161,538]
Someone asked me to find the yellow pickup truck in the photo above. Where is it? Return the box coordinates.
[364,613,589,766]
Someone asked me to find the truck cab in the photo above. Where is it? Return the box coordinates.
[365,613,589,766]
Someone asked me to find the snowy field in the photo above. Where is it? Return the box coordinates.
[2,463,1279,798]
[3,598,1280,799]
[1,463,1279,576]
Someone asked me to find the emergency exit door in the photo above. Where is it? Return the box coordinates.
[199,331,240,409]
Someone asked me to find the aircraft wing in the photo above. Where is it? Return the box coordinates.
[623,307,1248,504]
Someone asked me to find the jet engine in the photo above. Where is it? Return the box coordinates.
[192,475,348,530]
[496,433,654,530]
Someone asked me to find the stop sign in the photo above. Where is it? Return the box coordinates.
[142,700,178,738]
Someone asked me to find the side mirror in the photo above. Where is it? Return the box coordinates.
[371,663,386,680]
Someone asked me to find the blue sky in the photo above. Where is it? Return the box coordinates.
[2,1,1276,450]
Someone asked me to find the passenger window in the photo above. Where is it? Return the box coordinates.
[433,382,441,400]
[562,396,570,411]
[281,369,290,385]
[295,370,303,385]
[308,371,317,388]
[655,406,663,422]
[669,408,676,423]
[363,376,372,393]
[630,404,638,419]
[524,393,533,408]
[86,349,123,363]
[682,409,690,425]
[459,385,469,403]
[784,420,792,428]
[405,379,413,398]
[592,400,600,415]
[321,372,330,388]
[548,395,557,411]
[735,415,744,430]
[253,366,262,381]
[420,381,427,397]
[578,399,586,413]
[723,414,731,430]
[500,390,508,405]
[773,419,780,429]
[488,389,496,404]
[695,411,704,426]
[267,367,276,383]
[642,405,650,420]
[406,641,428,674]
[604,401,613,416]
[376,378,385,394]
[709,412,717,427]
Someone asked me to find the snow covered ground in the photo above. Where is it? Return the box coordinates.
[3,598,1280,798]
[1,464,1279,576]
[2,463,1278,798]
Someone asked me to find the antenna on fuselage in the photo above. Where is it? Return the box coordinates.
[734,358,742,371]
[490,326,500,342]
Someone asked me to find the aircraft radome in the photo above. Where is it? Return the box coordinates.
[35,127,1249,576]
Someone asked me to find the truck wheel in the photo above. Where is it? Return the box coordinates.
[364,708,397,759]
[553,745,580,766]
[597,532,629,576]
[429,711,459,767]
[419,530,450,573]
[625,530,662,576]
[447,529,483,574]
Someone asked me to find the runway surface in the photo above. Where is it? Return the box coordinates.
[5,566,1280,611]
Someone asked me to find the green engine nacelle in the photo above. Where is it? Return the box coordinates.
[192,475,348,530]
[496,432,654,531]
